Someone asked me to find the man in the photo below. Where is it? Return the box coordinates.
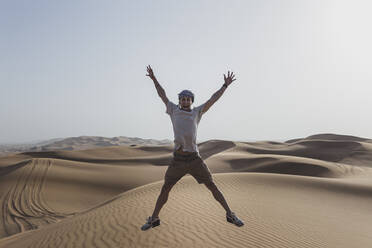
[141,65,244,231]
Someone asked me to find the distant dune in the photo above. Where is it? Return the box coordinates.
[1,133,372,247]
[0,136,173,156]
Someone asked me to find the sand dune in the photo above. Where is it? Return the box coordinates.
[0,157,169,238]
[0,136,172,156]
[1,173,372,248]
[1,133,372,247]
[285,133,372,143]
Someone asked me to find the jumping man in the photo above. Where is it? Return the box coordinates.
[141,65,244,230]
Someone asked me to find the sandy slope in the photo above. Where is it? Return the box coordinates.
[1,173,372,248]
[1,133,372,247]
[0,157,169,238]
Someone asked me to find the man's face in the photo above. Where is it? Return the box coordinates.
[179,96,193,108]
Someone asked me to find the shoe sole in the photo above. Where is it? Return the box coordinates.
[141,219,160,231]
[226,217,244,227]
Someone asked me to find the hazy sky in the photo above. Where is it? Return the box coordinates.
[1,0,371,144]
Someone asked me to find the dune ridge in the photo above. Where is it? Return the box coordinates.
[0,136,173,156]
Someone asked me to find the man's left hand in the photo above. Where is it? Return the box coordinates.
[224,71,236,86]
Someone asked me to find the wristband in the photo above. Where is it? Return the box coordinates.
[223,83,228,88]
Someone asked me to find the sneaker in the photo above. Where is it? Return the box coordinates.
[141,216,160,231]
[226,212,244,227]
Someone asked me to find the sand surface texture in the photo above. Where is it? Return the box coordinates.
[1,133,372,247]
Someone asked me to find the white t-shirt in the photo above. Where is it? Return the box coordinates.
[166,101,206,154]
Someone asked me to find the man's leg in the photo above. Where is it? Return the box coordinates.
[204,181,232,215]
[195,158,244,227]
[188,157,232,215]
[152,155,187,218]
[187,157,233,215]
[151,181,177,219]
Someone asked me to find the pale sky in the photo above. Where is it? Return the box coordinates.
[1,0,371,144]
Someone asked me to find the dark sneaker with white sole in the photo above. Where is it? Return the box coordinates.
[141,216,160,231]
[226,212,244,227]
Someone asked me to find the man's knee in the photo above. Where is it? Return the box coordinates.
[204,181,217,191]
[162,181,176,192]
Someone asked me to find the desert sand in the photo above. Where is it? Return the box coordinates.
[1,133,372,247]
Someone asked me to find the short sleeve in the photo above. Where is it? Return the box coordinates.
[166,101,177,115]
[194,103,206,121]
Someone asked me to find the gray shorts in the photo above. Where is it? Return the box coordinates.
[164,152,213,185]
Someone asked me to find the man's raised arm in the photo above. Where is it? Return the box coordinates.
[201,71,236,114]
[146,65,169,105]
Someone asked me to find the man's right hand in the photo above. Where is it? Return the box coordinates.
[146,65,169,105]
[146,65,156,80]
